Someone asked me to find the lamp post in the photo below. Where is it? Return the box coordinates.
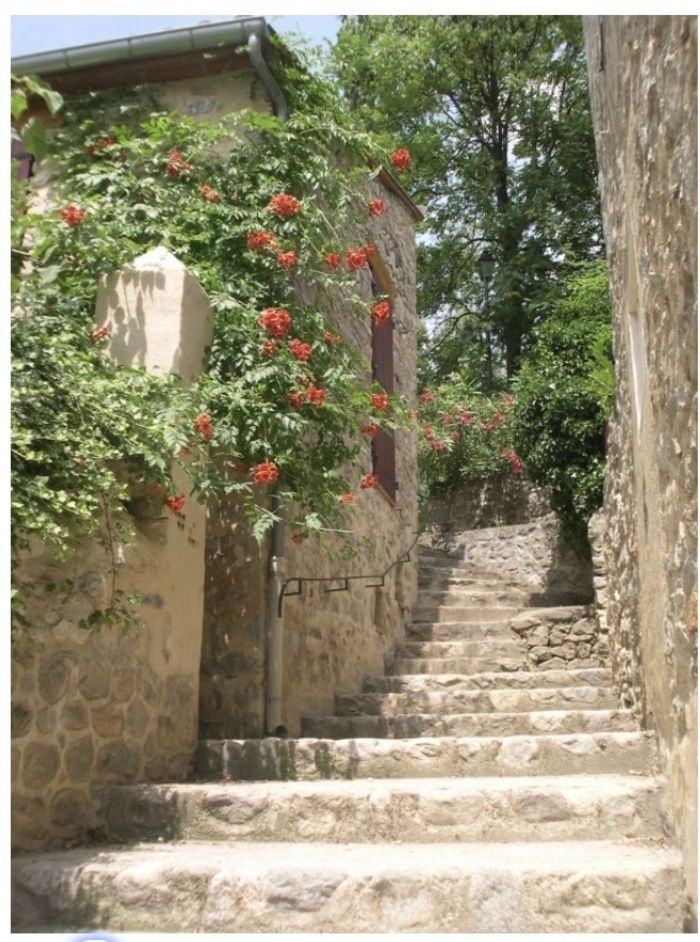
[477,249,495,390]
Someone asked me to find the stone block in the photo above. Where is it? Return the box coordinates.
[49,789,91,830]
[125,699,150,739]
[37,655,72,704]
[91,705,125,738]
[12,795,47,841]
[111,659,136,703]
[36,707,57,735]
[96,741,140,781]
[550,644,577,660]
[65,735,94,783]
[22,742,60,789]
[549,628,570,646]
[61,699,89,731]
[11,703,32,739]
[77,654,111,701]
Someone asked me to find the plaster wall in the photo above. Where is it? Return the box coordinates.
[583,15,697,924]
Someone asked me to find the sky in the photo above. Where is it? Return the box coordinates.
[11,14,341,59]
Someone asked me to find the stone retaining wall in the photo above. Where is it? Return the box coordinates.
[428,475,551,532]
[510,606,609,673]
[429,517,593,604]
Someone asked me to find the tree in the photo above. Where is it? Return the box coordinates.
[512,261,613,554]
[331,15,604,384]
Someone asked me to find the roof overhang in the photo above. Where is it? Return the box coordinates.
[11,17,273,94]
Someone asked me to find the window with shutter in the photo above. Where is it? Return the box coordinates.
[370,262,397,502]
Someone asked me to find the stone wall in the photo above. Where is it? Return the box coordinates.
[583,15,697,926]
[428,475,551,533]
[11,250,212,849]
[201,173,419,739]
[428,517,593,605]
[510,606,608,672]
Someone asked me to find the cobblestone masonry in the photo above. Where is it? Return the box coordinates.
[584,15,697,926]
[428,517,592,605]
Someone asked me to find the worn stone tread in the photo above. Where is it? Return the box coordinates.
[95,774,668,844]
[363,667,613,693]
[417,588,529,605]
[301,708,637,739]
[389,655,530,674]
[196,731,657,780]
[11,839,684,933]
[395,639,523,659]
[406,619,517,641]
[413,605,522,622]
[337,684,618,716]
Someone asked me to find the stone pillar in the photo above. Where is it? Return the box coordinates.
[12,247,213,849]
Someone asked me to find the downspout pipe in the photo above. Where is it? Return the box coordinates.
[265,487,287,736]
[247,31,289,121]
[253,38,290,736]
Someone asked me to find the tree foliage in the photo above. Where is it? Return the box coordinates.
[332,15,604,383]
[512,262,613,554]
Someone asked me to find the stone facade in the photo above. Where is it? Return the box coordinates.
[583,15,697,926]
[12,47,420,843]
[12,251,212,849]
[201,173,419,739]
[427,517,593,605]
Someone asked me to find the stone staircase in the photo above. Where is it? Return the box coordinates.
[11,547,684,932]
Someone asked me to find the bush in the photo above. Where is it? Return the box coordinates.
[417,375,522,496]
[512,262,613,555]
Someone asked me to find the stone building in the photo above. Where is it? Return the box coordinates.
[11,17,421,848]
[583,15,697,926]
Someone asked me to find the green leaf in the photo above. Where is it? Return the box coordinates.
[20,116,48,162]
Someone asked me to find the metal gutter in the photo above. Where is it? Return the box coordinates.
[11,17,269,76]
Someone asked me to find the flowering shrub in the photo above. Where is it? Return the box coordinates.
[417,376,521,494]
[11,67,413,628]
[390,148,411,172]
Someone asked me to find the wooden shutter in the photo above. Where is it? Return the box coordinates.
[370,267,397,501]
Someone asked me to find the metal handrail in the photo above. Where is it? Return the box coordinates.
[278,530,422,617]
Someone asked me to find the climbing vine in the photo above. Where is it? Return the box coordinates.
[11,65,413,627]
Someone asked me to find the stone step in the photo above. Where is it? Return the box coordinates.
[196,731,657,781]
[95,775,667,845]
[413,605,522,623]
[417,587,529,606]
[418,574,511,589]
[301,709,638,739]
[395,639,523,660]
[12,839,683,932]
[364,666,613,693]
[390,655,529,674]
[337,685,619,716]
[419,560,503,578]
[406,620,520,642]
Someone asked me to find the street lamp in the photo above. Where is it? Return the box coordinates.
[477,249,496,285]
[476,249,495,388]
